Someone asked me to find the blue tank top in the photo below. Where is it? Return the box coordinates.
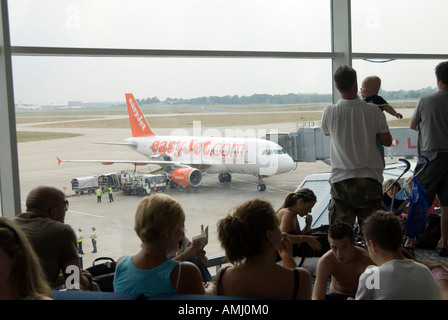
[113,255,180,299]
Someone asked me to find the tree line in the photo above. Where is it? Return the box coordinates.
[136,86,436,106]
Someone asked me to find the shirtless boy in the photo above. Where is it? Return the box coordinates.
[312,222,373,300]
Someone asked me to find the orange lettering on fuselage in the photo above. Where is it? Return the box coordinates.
[150,139,245,159]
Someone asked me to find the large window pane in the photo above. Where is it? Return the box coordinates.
[353,59,442,119]
[353,59,440,94]
[12,57,332,104]
[9,0,331,52]
[13,56,332,266]
[352,0,448,54]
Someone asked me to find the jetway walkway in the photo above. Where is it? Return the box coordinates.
[268,126,418,163]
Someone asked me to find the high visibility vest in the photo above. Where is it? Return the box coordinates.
[92,231,98,241]
[77,232,83,243]
[96,189,102,196]
[108,187,113,194]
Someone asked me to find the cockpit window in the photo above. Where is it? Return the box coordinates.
[262,149,285,155]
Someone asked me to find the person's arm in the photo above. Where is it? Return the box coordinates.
[354,272,370,300]
[174,240,201,262]
[410,119,419,131]
[301,214,312,233]
[174,261,206,295]
[382,104,403,119]
[278,211,294,234]
[321,106,330,136]
[285,233,322,251]
[378,131,392,147]
[278,233,297,269]
[62,258,93,290]
[62,226,92,289]
[376,107,392,147]
[312,255,331,300]
[410,98,423,131]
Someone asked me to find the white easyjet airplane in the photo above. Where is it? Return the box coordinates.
[57,93,295,191]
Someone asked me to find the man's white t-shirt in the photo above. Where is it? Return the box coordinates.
[356,259,441,300]
[321,98,390,184]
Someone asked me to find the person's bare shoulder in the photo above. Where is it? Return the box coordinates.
[317,249,338,269]
[354,246,374,266]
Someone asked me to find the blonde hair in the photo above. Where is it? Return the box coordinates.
[384,179,401,193]
[134,193,185,244]
[0,217,53,300]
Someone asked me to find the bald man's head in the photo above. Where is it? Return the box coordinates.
[26,186,67,222]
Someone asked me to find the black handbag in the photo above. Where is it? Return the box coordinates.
[86,257,116,292]
[296,225,331,266]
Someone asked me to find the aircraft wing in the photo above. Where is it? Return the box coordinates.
[56,157,212,170]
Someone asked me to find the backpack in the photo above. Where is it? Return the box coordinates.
[86,257,116,292]
[296,225,331,267]
[406,177,429,238]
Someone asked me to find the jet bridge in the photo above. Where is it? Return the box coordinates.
[269,127,418,163]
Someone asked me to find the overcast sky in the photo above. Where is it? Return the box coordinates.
[7,0,448,105]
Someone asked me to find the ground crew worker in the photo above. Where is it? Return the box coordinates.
[108,187,114,202]
[90,227,98,253]
[96,188,102,203]
[77,228,84,254]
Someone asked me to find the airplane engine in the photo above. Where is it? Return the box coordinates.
[171,168,202,188]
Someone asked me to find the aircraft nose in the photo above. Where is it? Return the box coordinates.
[277,154,295,174]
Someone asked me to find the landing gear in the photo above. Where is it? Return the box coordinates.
[218,173,232,183]
[257,175,266,191]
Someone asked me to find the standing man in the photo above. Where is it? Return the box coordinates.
[108,186,114,202]
[410,61,448,256]
[321,65,392,230]
[90,227,98,253]
[96,187,102,203]
[77,228,84,254]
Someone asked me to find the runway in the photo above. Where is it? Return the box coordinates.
[15,114,331,269]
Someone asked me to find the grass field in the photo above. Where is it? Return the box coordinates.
[15,100,417,143]
[16,131,82,143]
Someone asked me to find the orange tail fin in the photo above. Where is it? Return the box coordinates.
[125,93,156,137]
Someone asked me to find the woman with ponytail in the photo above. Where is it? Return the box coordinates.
[215,198,312,299]
[277,188,322,254]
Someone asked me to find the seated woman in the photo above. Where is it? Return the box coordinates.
[113,193,214,299]
[277,188,321,255]
[215,198,312,299]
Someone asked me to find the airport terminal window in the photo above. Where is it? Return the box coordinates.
[8,0,331,52]
[12,56,333,109]
[353,59,444,104]
[352,0,448,55]
[11,54,332,262]
[5,0,448,272]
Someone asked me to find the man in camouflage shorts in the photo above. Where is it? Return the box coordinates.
[328,178,383,229]
[321,66,392,231]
